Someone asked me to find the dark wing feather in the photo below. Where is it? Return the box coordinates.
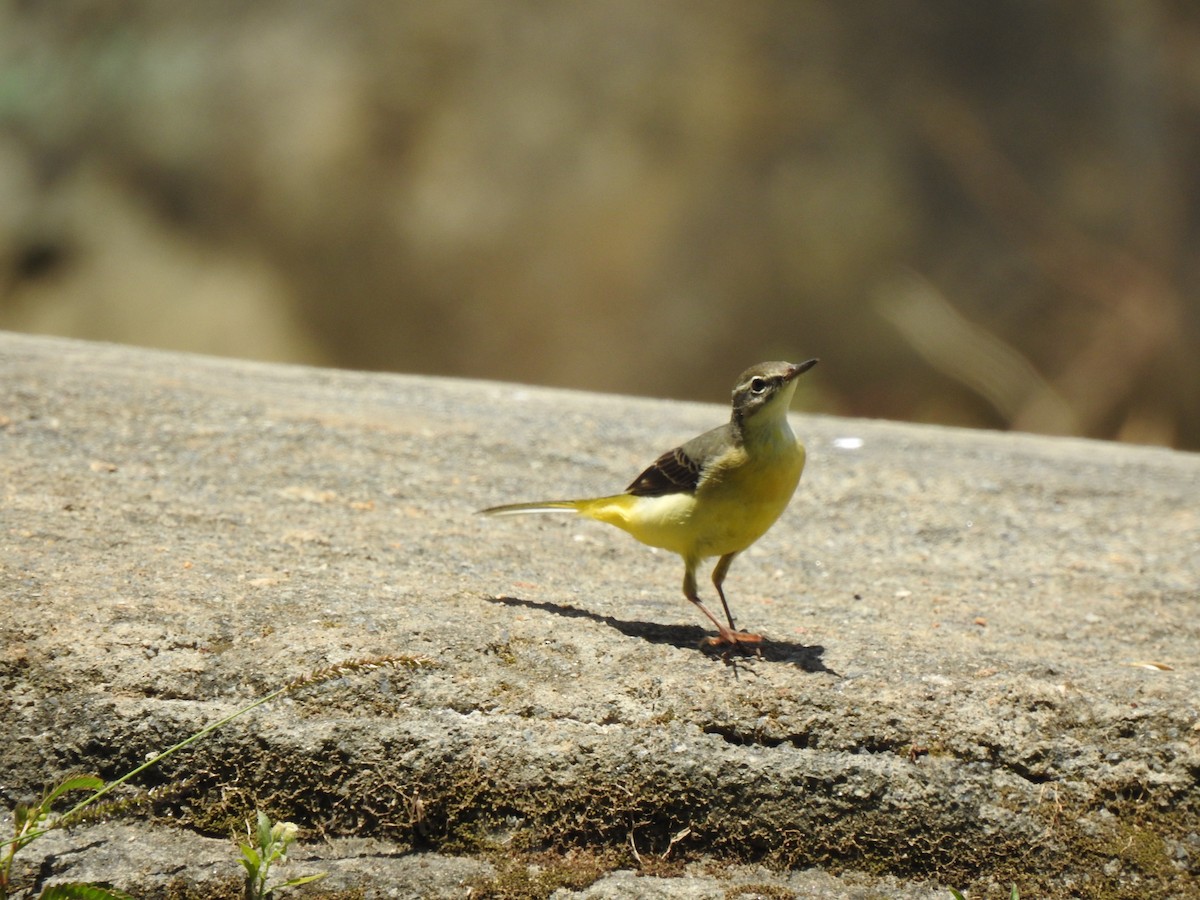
[624,423,734,497]
[625,446,701,496]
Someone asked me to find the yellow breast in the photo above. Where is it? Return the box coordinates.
[579,434,805,561]
[688,440,804,558]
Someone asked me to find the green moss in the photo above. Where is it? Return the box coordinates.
[467,848,617,900]
[161,875,243,900]
[724,885,797,899]
[162,879,365,900]
[1105,822,1171,879]
[651,707,676,725]
[135,712,1199,900]
[484,640,519,666]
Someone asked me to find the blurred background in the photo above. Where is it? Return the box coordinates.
[2,2,1198,448]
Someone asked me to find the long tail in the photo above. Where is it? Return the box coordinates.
[478,499,587,516]
[480,495,640,532]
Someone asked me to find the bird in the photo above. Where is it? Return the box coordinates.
[480,359,818,646]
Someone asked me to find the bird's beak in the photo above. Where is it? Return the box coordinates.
[786,358,819,381]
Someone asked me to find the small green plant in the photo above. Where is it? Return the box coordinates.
[1,655,429,898]
[1,775,131,900]
[238,811,325,900]
[35,886,132,900]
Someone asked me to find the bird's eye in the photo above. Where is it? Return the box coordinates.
[750,377,768,394]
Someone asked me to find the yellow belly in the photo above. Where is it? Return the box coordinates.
[579,441,804,560]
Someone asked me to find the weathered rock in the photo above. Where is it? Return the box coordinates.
[1,332,1197,898]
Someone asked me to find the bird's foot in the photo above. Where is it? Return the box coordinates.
[704,625,764,647]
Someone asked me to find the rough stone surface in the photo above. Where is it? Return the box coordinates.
[1,332,1198,899]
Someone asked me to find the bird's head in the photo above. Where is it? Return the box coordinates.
[731,359,818,428]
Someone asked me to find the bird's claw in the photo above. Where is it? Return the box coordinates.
[704,626,764,647]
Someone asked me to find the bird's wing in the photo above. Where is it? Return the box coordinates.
[625,424,732,497]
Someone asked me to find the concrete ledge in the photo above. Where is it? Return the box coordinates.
[2,332,1198,898]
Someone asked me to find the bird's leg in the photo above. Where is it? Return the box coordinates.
[705,554,763,643]
[711,552,740,630]
[683,560,762,646]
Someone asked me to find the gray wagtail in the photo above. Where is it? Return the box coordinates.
[480,359,818,646]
